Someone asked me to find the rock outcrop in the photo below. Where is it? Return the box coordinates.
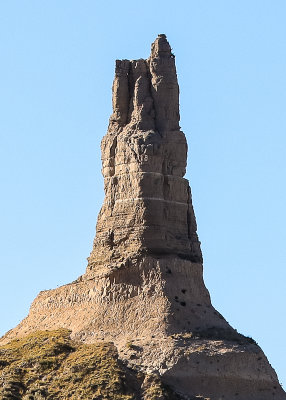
[87,34,201,276]
[1,34,285,400]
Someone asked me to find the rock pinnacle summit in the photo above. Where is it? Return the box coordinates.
[1,35,285,400]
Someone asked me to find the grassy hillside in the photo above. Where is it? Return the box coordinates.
[0,329,182,400]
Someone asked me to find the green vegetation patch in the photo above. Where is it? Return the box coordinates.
[0,329,134,399]
[0,329,181,400]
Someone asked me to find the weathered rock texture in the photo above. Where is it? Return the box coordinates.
[86,34,202,275]
[1,35,285,400]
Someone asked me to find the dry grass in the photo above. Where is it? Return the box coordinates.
[0,329,181,400]
[0,329,134,399]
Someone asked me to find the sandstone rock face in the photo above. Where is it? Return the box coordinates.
[86,34,202,276]
[1,35,285,400]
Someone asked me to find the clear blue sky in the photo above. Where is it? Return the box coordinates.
[0,0,285,387]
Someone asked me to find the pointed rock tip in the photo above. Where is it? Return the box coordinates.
[151,34,172,58]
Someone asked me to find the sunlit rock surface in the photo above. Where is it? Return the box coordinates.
[1,35,285,400]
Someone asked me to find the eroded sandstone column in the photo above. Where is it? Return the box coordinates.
[86,34,202,276]
[1,35,285,400]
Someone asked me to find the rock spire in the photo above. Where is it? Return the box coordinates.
[87,34,202,277]
[1,35,285,400]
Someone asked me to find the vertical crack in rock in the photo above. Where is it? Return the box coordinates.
[87,34,202,276]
